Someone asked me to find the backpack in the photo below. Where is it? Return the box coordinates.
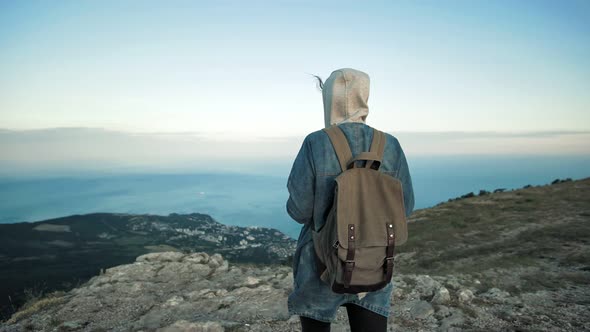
[312,125,408,294]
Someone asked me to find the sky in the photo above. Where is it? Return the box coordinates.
[1,0,589,166]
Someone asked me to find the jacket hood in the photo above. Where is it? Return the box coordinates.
[322,68,370,128]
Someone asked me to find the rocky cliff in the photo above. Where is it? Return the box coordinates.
[2,177,589,331]
[0,212,296,319]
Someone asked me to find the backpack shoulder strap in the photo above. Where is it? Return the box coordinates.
[369,128,386,160]
[323,125,353,172]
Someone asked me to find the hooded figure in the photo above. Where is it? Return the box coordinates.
[322,68,370,128]
[286,68,415,331]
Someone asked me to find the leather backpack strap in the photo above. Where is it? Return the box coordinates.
[323,126,353,172]
[384,222,396,281]
[344,223,356,288]
[369,128,386,160]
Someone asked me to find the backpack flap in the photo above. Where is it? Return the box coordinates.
[334,171,407,248]
[332,166,408,291]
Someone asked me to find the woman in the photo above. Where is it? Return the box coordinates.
[286,68,415,332]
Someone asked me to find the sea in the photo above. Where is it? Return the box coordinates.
[1,154,589,240]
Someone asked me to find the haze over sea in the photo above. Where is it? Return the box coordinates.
[2,154,588,240]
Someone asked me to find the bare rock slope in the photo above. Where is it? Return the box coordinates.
[2,177,589,331]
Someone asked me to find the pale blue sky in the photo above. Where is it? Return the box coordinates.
[1,0,589,139]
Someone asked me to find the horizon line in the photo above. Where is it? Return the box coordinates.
[1,126,589,136]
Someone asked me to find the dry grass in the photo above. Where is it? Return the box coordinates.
[6,291,67,324]
[396,177,590,276]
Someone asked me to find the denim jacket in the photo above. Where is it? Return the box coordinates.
[285,122,415,322]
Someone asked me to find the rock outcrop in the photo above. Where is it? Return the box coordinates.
[2,251,294,331]
[3,250,589,332]
[0,212,297,319]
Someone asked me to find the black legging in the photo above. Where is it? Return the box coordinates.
[300,303,387,332]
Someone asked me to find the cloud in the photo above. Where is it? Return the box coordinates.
[393,130,590,156]
[0,127,588,177]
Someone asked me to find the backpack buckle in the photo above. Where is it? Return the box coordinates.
[332,240,339,249]
[343,260,355,288]
[345,260,355,268]
[384,257,395,273]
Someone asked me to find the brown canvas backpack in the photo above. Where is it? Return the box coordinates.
[312,125,408,294]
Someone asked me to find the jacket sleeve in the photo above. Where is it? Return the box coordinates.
[397,143,415,219]
[286,135,315,225]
